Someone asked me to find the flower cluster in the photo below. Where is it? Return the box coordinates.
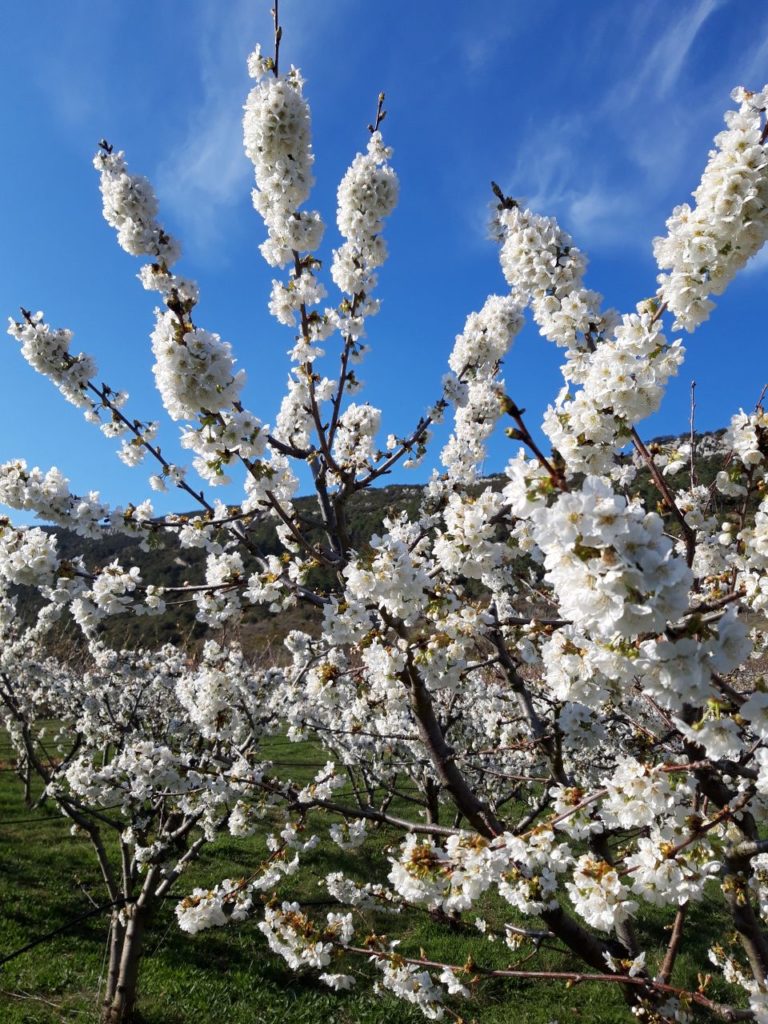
[257,902,353,971]
[654,86,768,331]
[176,879,253,934]
[243,52,323,268]
[93,147,181,265]
[150,312,245,422]
[531,476,691,638]
[441,294,524,483]
[8,311,97,412]
[332,129,398,305]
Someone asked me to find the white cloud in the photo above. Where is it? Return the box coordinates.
[741,19,768,86]
[596,0,734,191]
[29,2,123,128]
[155,0,258,253]
[155,0,351,256]
[624,0,724,104]
[568,187,640,247]
[484,0,763,259]
[156,96,250,253]
[461,19,519,73]
[497,118,642,250]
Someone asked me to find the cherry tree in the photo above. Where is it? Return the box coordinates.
[0,607,276,1023]
[3,4,768,1021]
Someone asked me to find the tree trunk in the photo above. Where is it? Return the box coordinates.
[21,758,32,807]
[103,910,125,1015]
[101,906,146,1024]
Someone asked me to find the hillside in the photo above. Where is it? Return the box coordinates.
[15,482,426,656]
[12,429,739,657]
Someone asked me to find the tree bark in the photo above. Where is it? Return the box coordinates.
[101,905,146,1024]
[103,911,124,1009]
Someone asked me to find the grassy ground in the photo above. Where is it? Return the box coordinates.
[0,731,747,1023]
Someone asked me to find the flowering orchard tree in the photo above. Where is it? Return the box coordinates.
[0,608,276,1023]
[4,5,768,1022]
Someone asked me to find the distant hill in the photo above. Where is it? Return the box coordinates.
[17,482,426,657]
[14,430,739,658]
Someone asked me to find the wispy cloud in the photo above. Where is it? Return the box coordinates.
[497,117,644,251]
[461,19,520,74]
[624,0,724,104]
[155,0,350,257]
[29,2,123,129]
[741,19,768,87]
[156,0,258,255]
[600,0,730,191]
[568,187,640,246]
[480,0,760,258]
[157,96,250,255]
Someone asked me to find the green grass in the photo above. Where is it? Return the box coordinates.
[0,731,749,1022]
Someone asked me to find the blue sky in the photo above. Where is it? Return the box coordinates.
[1,0,767,519]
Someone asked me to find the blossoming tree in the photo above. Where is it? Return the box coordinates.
[4,5,768,1022]
[0,604,276,1023]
